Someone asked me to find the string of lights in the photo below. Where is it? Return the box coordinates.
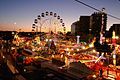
[74,0,120,20]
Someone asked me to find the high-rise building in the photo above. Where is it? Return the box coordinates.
[71,21,79,34]
[109,24,120,36]
[71,16,90,35]
[79,16,90,35]
[90,12,107,37]
[71,11,107,42]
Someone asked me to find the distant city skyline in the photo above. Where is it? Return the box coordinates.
[0,0,120,32]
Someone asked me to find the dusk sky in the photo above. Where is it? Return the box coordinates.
[0,0,120,32]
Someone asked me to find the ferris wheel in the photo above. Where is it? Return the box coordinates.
[32,11,66,34]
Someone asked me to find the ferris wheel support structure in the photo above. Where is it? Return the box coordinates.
[32,11,66,36]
